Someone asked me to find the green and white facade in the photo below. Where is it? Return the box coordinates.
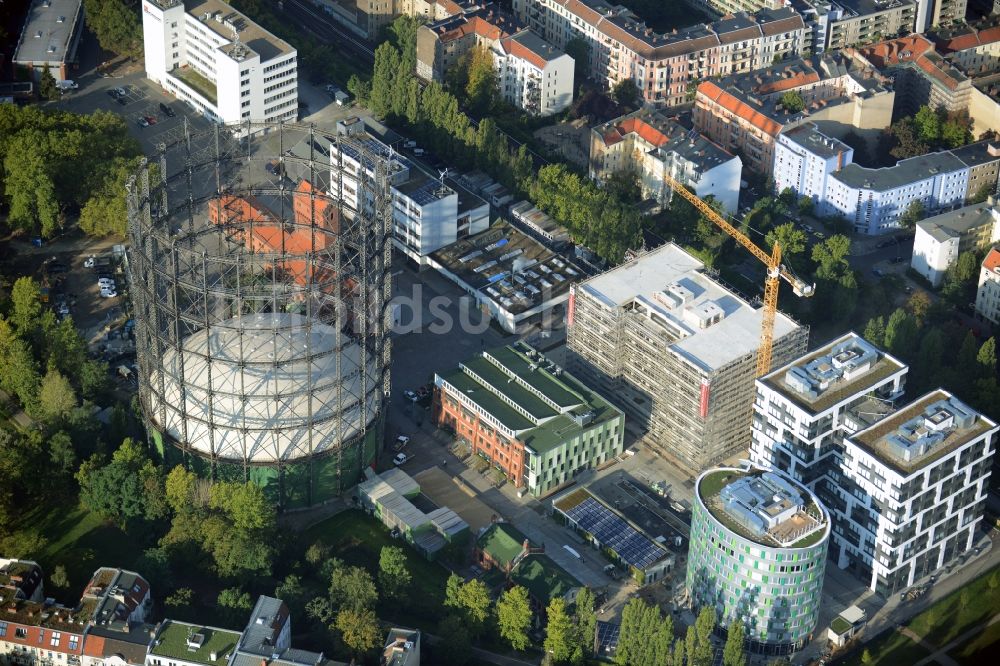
[687,466,830,653]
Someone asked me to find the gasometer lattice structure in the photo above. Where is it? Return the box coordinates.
[127,121,393,508]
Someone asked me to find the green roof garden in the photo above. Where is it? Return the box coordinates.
[170,67,218,105]
[462,355,558,420]
[831,616,853,635]
[494,344,582,408]
[477,523,531,568]
[150,621,240,666]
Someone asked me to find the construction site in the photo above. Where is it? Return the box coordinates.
[126,121,394,509]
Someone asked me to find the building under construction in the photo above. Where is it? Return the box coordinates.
[566,243,808,473]
[126,121,393,508]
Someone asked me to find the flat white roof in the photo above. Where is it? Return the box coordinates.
[578,243,800,372]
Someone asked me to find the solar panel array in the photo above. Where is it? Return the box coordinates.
[596,621,620,655]
[565,497,666,570]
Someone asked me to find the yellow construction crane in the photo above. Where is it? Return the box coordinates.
[663,174,815,377]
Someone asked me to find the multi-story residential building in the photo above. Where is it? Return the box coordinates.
[433,342,625,496]
[314,0,475,41]
[513,0,805,105]
[774,125,998,234]
[695,54,893,174]
[141,0,298,127]
[773,123,854,204]
[839,391,996,593]
[933,24,1000,77]
[752,334,999,595]
[146,621,242,666]
[12,0,84,82]
[589,110,743,214]
[687,466,830,651]
[929,0,967,31]
[492,30,574,116]
[975,247,1000,325]
[911,201,1000,287]
[0,565,152,666]
[567,243,808,473]
[415,10,510,82]
[824,0,917,52]
[286,121,489,264]
[692,0,785,16]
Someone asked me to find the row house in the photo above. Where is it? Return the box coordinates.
[512,0,805,105]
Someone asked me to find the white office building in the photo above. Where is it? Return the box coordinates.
[287,119,489,264]
[492,30,574,117]
[975,248,1000,325]
[141,0,298,127]
[752,333,998,595]
[773,123,853,205]
[911,202,1000,287]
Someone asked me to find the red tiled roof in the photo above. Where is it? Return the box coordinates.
[859,35,934,67]
[439,16,505,44]
[937,26,1000,53]
[984,247,1000,272]
[82,635,106,658]
[915,55,959,91]
[756,71,820,94]
[697,81,783,137]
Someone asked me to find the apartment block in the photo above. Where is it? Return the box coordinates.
[433,342,625,496]
[933,24,1000,77]
[694,54,893,174]
[142,0,297,127]
[590,110,743,214]
[312,0,475,41]
[911,201,1000,287]
[975,247,1000,325]
[567,243,808,473]
[824,0,917,52]
[690,0,784,17]
[513,0,805,105]
[687,467,830,651]
[415,10,509,82]
[492,30,574,116]
[773,123,854,204]
[752,334,998,595]
[773,125,1000,235]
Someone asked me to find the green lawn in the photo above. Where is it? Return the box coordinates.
[18,500,140,592]
[303,510,451,630]
[834,564,1000,665]
[949,617,1000,662]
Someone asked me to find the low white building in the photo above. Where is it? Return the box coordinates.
[773,123,853,204]
[590,110,743,214]
[492,30,573,116]
[141,0,298,127]
[911,202,1000,287]
[975,247,1000,325]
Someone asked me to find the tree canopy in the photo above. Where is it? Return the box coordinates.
[496,585,532,651]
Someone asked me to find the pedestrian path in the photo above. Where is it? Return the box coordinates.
[898,626,953,666]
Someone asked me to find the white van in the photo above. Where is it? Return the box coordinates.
[56,80,78,91]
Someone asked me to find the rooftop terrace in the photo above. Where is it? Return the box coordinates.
[150,621,240,666]
[762,333,905,412]
[698,468,828,548]
[851,391,997,475]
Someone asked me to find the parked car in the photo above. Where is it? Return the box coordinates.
[83,255,95,268]
[393,453,411,465]
[137,117,149,128]
[100,289,118,298]
[145,115,157,125]
[160,103,176,117]
[56,80,78,91]
[56,302,70,316]
[403,390,419,403]
[98,278,116,289]
[113,87,126,97]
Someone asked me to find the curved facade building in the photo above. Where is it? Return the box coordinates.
[127,122,393,509]
[686,466,830,653]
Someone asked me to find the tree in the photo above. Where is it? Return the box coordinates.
[209,481,274,532]
[50,565,69,589]
[496,586,532,651]
[612,79,641,108]
[765,223,807,261]
[574,587,597,660]
[218,587,253,626]
[690,607,716,666]
[305,541,330,565]
[861,648,874,665]
[977,337,996,378]
[330,565,378,613]
[722,620,746,666]
[464,46,498,114]
[48,430,76,476]
[165,588,193,614]
[906,291,932,325]
[437,615,471,665]
[378,546,411,600]
[77,438,164,529]
[864,315,887,348]
[615,597,673,666]
[913,105,941,144]
[336,608,381,656]
[812,235,852,280]
[82,0,142,58]
[11,277,42,334]
[134,547,173,591]
[889,117,929,159]
[565,37,590,81]
[899,200,925,228]
[544,598,575,663]
[884,308,919,359]
[446,578,491,636]
[36,366,77,425]
[275,574,307,614]
[39,69,59,101]
[779,90,804,113]
[914,328,945,390]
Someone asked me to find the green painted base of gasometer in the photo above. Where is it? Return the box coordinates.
[147,417,383,509]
